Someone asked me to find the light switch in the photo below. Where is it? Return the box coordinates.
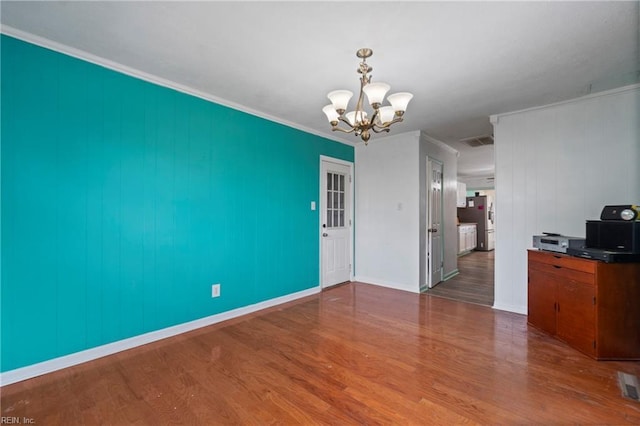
[311,201,316,211]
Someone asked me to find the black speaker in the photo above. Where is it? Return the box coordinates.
[586,220,640,253]
[600,205,639,221]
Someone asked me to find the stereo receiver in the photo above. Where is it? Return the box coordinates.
[532,233,585,254]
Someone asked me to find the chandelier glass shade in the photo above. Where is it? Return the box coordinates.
[322,48,413,144]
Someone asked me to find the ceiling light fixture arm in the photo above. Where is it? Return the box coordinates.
[330,120,357,134]
[372,113,404,132]
[371,126,391,134]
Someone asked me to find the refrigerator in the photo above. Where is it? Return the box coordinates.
[457,195,495,251]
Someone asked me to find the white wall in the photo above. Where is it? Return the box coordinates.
[355,132,421,292]
[491,84,640,314]
[354,131,459,293]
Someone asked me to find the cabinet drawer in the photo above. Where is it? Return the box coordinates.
[529,260,595,285]
[528,250,595,274]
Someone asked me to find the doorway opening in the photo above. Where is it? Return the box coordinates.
[428,189,495,306]
[427,250,494,306]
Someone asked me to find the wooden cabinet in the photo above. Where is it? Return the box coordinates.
[458,224,477,254]
[528,249,640,360]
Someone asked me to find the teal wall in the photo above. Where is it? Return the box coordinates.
[0,35,353,372]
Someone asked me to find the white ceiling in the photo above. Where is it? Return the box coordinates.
[2,1,639,185]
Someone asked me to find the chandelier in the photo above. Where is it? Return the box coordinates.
[322,48,413,145]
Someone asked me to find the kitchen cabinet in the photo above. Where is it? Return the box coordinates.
[527,249,640,360]
[458,224,477,254]
[456,182,467,207]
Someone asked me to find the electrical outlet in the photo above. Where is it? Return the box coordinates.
[211,284,221,298]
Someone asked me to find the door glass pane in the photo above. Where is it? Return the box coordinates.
[326,171,348,229]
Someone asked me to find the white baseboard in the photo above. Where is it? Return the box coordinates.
[353,276,420,294]
[443,269,460,281]
[492,302,527,315]
[0,286,320,386]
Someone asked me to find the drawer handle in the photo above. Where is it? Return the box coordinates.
[553,265,562,269]
[553,255,562,259]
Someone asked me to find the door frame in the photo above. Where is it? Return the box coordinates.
[319,155,354,289]
[426,156,444,289]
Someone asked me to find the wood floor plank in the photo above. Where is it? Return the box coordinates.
[428,250,495,306]
[3,281,640,424]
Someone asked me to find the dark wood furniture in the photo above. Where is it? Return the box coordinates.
[528,249,640,360]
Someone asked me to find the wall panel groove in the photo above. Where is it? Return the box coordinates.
[1,35,353,373]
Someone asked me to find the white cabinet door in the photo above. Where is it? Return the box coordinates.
[470,227,477,249]
[458,224,478,253]
[457,182,467,207]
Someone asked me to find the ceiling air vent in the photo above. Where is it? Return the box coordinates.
[460,135,494,147]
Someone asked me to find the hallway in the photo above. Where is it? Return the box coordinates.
[427,250,494,306]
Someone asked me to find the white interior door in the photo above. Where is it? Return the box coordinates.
[427,158,443,288]
[320,158,352,288]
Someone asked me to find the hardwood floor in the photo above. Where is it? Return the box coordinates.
[427,250,494,306]
[2,282,640,424]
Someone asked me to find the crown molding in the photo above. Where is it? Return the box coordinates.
[354,130,421,148]
[420,131,459,155]
[1,26,354,147]
[490,82,640,123]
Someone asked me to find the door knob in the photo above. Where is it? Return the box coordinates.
[322,233,329,237]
